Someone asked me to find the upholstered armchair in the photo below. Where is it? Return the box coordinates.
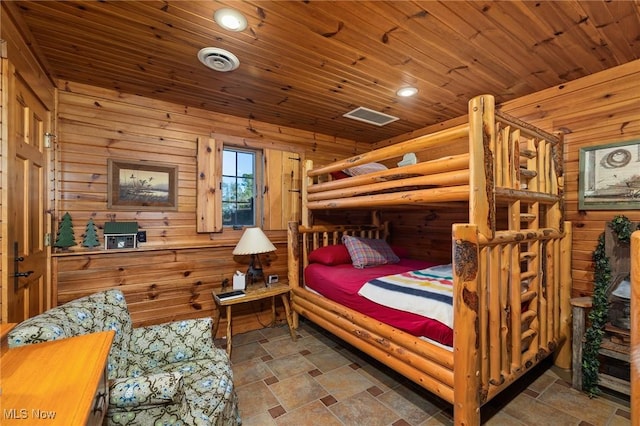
[8,289,240,425]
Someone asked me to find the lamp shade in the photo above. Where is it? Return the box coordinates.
[232,227,276,255]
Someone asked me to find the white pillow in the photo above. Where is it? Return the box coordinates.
[343,162,388,176]
[397,153,417,167]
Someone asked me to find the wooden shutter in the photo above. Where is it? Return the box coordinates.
[263,149,301,230]
[196,136,223,233]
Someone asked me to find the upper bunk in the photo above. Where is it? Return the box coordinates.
[302,94,564,241]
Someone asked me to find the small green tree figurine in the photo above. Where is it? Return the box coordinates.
[82,218,101,248]
[54,212,77,249]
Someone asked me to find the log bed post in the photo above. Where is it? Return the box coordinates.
[302,160,313,227]
[468,95,495,240]
[554,221,573,369]
[288,221,301,329]
[453,224,481,426]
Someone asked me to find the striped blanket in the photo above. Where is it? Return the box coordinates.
[357,264,454,328]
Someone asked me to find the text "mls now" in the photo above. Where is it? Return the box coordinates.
[4,408,57,420]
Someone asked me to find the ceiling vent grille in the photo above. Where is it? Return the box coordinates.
[343,107,399,126]
[197,47,240,72]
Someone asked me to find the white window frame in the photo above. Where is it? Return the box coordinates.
[221,146,264,229]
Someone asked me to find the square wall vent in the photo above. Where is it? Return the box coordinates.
[343,107,399,126]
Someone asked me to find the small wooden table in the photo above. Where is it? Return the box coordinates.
[212,281,297,355]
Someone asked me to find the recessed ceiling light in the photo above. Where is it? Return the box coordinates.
[396,87,418,97]
[214,8,247,32]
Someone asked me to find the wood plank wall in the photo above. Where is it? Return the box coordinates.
[382,206,469,266]
[375,59,640,299]
[54,81,364,334]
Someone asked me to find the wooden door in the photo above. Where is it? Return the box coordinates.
[4,71,51,323]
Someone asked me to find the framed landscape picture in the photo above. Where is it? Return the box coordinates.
[108,159,178,211]
[579,139,640,210]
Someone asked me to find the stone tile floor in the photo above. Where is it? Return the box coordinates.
[223,320,631,425]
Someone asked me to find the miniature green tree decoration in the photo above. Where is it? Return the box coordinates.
[82,218,101,248]
[54,212,77,249]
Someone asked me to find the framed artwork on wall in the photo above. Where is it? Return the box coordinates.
[579,139,640,210]
[108,159,178,211]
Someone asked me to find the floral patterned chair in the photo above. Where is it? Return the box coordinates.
[7,289,241,425]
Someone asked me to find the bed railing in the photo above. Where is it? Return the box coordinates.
[302,95,564,242]
[310,224,385,271]
[452,221,572,411]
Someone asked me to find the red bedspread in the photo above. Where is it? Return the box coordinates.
[304,259,454,346]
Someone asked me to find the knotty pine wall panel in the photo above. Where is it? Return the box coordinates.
[55,244,288,333]
[381,204,510,266]
[54,81,363,333]
[382,206,470,266]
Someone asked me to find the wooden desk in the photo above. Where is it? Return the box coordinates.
[0,323,17,356]
[213,281,297,355]
[0,331,114,425]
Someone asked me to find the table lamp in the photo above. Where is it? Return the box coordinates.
[232,227,276,286]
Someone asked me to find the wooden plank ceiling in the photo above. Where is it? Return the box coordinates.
[5,0,640,143]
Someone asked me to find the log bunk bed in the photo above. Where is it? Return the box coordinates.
[287,95,573,425]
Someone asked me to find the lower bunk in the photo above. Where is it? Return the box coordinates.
[287,221,572,425]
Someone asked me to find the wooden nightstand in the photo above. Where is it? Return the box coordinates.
[212,281,297,355]
[0,331,114,425]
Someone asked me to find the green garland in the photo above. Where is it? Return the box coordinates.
[582,232,610,397]
[582,215,638,397]
[609,215,635,242]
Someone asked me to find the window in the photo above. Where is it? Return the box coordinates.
[196,136,300,233]
[222,148,258,227]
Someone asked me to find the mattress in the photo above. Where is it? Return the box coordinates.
[304,259,454,346]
